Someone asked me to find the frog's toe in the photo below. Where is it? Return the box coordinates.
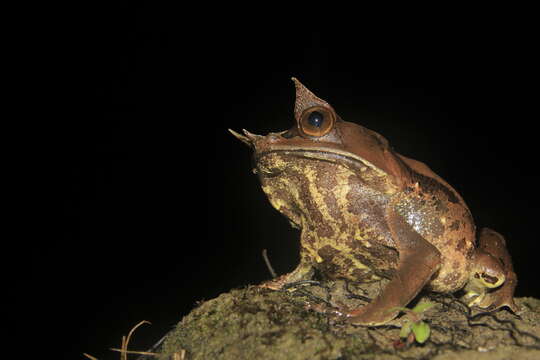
[258,275,289,290]
[258,282,282,290]
[477,290,520,313]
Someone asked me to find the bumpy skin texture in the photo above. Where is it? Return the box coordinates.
[230,78,518,325]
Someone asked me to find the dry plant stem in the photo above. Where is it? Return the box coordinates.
[112,320,152,360]
[84,320,166,360]
[110,349,160,356]
[262,249,277,278]
[172,350,186,360]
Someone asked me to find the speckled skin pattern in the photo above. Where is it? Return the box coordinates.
[259,152,400,282]
[230,78,518,324]
[258,150,474,292]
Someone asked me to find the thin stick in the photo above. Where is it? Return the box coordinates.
[113,320,152,360]
[262,249,277,278]
[121,336,127,360]
[172,350,186,360]
[126,321,152,349]
[83,354,99,360]
[134,330,170,360]
[110,349,159,356]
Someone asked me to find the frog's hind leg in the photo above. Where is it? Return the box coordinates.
[474,228,519,312]
[348,208,442,325]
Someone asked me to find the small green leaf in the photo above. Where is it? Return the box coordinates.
[399,322,411,338]
[412,301,436,314]
[411,321,431,344]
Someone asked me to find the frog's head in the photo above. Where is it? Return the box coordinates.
[229,78,398,179]
[229,78,399,228]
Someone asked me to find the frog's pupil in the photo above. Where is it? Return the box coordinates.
[308,111,324,128]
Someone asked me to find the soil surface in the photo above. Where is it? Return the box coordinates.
[152,280,540,360]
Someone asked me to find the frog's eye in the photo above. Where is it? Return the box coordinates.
[299,106,335,137]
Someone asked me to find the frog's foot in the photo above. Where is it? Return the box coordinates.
[464,270,518,312]
[465,250,505,307]
[258,262,315,291]
[347,208,442,325]
[473,228,519,313]
[468,272,519,313]
[475,286,519,313]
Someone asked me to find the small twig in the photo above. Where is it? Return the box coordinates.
[110,349,159,356]
[262,249,277,278]
[112,320,152,360]
[136,333,169,360]
[83,354,99,360]
[172,350,186,360]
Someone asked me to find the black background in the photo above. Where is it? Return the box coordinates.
[48,5,539,360]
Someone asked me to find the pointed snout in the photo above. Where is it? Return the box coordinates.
[228,128,263,146]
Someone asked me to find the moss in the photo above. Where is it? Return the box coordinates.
[157,283,540,360]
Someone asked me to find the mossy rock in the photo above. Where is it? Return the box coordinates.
[156,282,540,360]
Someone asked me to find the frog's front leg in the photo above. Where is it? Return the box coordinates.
[348,208,442,325]
[467,228,519,312]
[259,252,315,290]
[259,235,315,290]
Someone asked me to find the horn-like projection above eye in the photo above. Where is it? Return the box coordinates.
[291,77,332,122]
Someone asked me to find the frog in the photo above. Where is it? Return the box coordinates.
[229,78,518,325]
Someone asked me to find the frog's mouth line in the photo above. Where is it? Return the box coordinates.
[255,147,385,176]
[228,128,385,176]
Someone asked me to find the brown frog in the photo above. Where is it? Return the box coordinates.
[229,78,518,325]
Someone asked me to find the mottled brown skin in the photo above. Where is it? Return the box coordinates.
[230,78,518,325]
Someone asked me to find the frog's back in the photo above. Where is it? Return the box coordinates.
[397,154,469,206]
